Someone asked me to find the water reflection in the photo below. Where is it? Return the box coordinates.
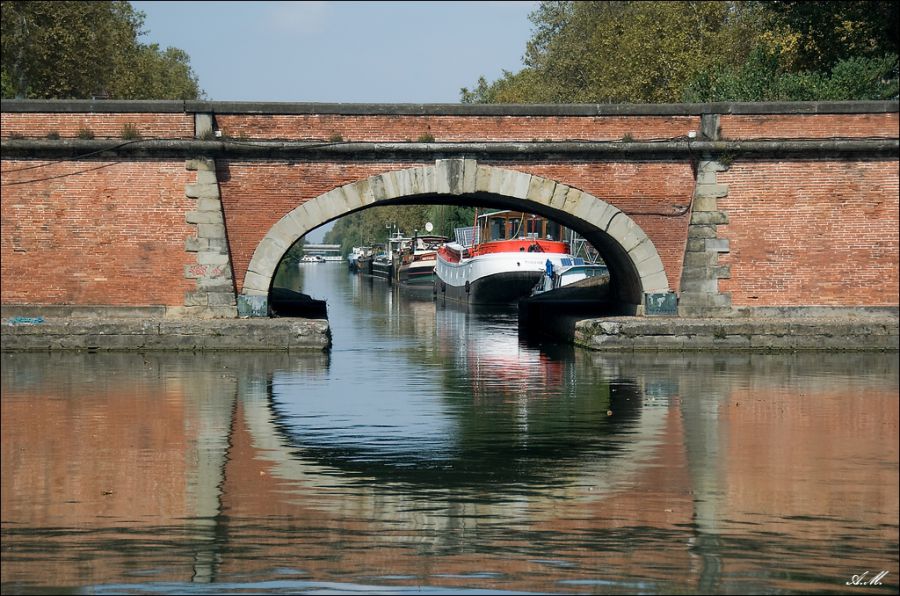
[2,264,898,594]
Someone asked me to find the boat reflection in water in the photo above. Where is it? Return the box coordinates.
[1,262,897,595]
[267,300,666,494]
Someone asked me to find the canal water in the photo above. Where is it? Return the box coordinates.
[2,263,898,595]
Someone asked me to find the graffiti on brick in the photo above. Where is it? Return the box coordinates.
[188,264,227,278]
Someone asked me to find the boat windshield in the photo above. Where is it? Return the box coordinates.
[454,226,480,248]
[476,211,562,242]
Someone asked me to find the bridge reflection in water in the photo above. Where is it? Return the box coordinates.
[1,266,897,594]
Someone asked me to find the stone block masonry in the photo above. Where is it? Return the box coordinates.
[1,317,331,351]
[575,317,899,351]
[183,158,238,318]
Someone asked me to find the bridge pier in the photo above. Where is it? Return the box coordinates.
[678,157,733,316]
[183,157,238,318]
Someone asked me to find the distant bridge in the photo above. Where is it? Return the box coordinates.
[302,244,341,256]
[1,99,897,318]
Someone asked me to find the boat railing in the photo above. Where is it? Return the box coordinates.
[454,226,480,248]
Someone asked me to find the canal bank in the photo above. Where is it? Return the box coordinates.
[573,316,899,351]
[1,312,897,352]
[1,317,331,352]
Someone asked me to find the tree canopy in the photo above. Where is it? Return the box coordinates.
[1,1,203,99]
[461,1,898,103]
[323,205,476,256]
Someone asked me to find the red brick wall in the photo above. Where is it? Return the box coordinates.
[0,113,194,139]
[718,159,899,307]
[214,114,701,142]
[218,160,693,293]
[719,113,898,140]
[1,108,897,310]
[1,159,195,306]
[5,111,892,143]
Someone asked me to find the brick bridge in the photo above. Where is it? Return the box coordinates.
[1,100,897,318]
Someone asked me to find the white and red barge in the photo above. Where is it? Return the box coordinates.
[435,211,574,305]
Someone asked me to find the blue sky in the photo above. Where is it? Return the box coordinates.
[132,1,538,103]
[131,1,538,241]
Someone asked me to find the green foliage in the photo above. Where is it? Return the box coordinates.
[121,122,141,139]
[416,132,435,143]
[759,0,898,72]
[462,0,899,104]
[684,49,899,102]
[463,1,766,104]
[77,126,94,140]
[1,1,203,99]
[460,70,546,104]
[282,240,305,263]
[323,204,475,256]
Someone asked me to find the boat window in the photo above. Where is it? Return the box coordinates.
[546,221,561,241]
[509,219,523,238]
[490,219,505,241]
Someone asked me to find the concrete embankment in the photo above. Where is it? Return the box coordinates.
[1,317,331,352]
[574,317,899,351]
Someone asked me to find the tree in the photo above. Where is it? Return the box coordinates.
[463,1,766,104]
[324,204,475,256]
[684,48,898,102]
[461,1,898,104]
[1,1,203,99]
[684,1,899,102]
[759,0,898,72]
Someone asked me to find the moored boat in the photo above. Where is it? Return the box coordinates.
[371,251,393,280]
[533,257,609,294]
[435,210,576,305]
[397,234,446,286]
[347,246,370,272]
[371,230,411,282]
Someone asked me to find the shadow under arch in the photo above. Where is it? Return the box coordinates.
[242,159,670,314]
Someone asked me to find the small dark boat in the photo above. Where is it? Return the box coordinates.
[269,287,327,318]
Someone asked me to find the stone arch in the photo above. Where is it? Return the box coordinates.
[241,159,669,312]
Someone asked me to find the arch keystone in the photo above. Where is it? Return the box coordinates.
[435,158,477,195]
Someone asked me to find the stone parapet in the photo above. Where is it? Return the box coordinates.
[3,99,896,116]
[1,318,330,351]
[574,316,898,351]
